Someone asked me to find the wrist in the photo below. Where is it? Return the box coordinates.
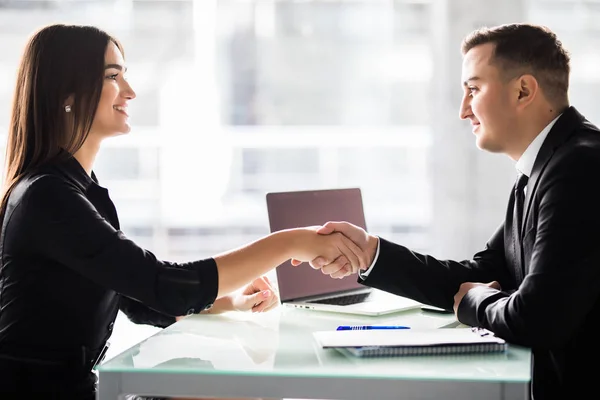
[276,228,305,260]
[366,235,379,267]
[202,295,233,314]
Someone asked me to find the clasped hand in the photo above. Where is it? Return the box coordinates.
[290,221,378,279]
[453,281,501,316]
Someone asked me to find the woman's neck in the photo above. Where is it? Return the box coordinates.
[73,139,101,176]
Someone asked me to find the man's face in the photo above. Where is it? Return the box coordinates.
[459,43,518,155]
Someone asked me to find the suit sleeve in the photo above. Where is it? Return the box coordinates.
[25,175,219,317]
[359,223,514,311]
[458,148,600,347]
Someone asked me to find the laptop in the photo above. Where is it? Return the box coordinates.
[265,188,422,316]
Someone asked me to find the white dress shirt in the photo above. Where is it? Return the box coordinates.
[359,114,562,279]
[515,114,561,179]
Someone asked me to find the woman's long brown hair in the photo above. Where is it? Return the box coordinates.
[0,24,123,223]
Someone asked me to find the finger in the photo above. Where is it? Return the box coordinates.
[321,263,347,277]
[488,281,501,290]
[263,295,280,312]
[321,256,348,276]
[336,233,363,272]
[241,280,258,296]
[331,264,352,279]
[251,290,272,312]
[309,256,327,269]
[316,222,337,235]
[290,259,302,266]
[263,302,278,312]
[317,221,353,236]
[253,291,276,313]
[251,276,270,291]
[309,257,331,269]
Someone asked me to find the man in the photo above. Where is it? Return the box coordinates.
[299,23,600,399]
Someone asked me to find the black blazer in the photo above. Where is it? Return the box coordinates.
[360,107,600,400]
[0,156,218,393]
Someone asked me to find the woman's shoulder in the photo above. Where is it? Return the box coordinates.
[10,169,78,209]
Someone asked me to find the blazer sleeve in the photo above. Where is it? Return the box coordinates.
[458,148,600,347]
[23,175,219,317]
[119,296,177,328]
[359,223,514,311]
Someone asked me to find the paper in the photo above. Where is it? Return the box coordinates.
[313,328,506,349]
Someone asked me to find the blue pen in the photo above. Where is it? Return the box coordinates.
[336,325,410,331]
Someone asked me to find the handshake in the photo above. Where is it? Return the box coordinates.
[286,221,379,279]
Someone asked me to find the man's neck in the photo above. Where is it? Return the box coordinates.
[511,107,565,161]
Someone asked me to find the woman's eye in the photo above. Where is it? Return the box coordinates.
[106,74,118,80]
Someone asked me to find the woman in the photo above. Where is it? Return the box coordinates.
[0,24,365,399]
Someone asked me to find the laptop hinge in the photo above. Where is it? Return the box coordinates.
[287,287,371,303]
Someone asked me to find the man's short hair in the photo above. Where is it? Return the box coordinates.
[462,23,570,107]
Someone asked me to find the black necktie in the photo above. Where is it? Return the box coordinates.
[514,173,529,240]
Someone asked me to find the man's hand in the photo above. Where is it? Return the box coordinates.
[453,281,501,315]
[291,221,378,277]
[287,225,370,276]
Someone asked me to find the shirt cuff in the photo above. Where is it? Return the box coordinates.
[358,237,380,279]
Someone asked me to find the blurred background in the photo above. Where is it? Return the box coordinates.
[0,0,599,360]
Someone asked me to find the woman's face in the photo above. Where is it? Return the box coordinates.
[89,41,136,139]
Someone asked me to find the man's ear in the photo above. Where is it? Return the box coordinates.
[515,74,538,108]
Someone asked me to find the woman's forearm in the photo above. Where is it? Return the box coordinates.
[213,230,296,297]
[213,227,367,298]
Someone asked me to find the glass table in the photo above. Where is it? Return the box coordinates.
[98,305,531,399]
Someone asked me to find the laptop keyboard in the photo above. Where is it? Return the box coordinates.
[308,292,370,306]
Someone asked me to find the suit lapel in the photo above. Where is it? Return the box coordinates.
[521,107,584,232]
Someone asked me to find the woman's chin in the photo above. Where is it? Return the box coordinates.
[109,126,132,137]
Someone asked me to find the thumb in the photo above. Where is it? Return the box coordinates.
[487,281,501,290]
[316,222,339,235]
[290,259,302,266]
[249,290,271,306]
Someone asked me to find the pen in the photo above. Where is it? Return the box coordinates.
[336,325,410,331]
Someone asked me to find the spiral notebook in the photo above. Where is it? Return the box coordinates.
[313,328,507,357]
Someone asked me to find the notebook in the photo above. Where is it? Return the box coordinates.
[265,188,422,316]
[313,327,507,357]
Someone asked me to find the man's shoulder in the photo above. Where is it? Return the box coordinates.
[546,123,600,175]
[562,121,600,155]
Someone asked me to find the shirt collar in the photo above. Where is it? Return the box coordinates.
[515,114,561,178]
[46,154,99,192]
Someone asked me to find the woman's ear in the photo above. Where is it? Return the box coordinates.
[63,94,74,112]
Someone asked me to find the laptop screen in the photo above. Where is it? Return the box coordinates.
[266,188,367,302]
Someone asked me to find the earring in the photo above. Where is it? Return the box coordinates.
[65,105,72,113]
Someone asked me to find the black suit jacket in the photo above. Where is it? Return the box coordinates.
[360,107,600,399]
[0,156,218,395]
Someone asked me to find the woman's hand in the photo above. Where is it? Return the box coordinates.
[231,275,280,313]
[200,276,279,314]
[176,277,279,321]
[287,226,369,277]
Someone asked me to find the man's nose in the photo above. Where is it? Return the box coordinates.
[459,95,471,120]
